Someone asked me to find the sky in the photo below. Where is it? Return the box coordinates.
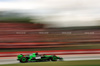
[0,0,100,27]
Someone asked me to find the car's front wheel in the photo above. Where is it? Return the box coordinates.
[51,56,57,61]
[20,57,28,63]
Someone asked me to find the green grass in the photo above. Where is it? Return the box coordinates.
[0,60,100,66]
[0,43,100,52]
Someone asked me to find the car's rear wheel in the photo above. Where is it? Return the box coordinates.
[51,56,57,61]
[20,57,28,63]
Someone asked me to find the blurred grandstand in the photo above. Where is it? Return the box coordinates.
[0,21,100,49]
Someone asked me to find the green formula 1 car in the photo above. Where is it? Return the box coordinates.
[17,53,63,63]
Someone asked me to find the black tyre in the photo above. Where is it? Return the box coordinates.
[20,57,28,63]
[51,56,57,61]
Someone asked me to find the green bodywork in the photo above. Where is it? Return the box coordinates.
[28,53,36,61]
[17,53,63,63]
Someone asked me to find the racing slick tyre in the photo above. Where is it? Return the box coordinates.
[20,57,28,63]
[51,56,57,61]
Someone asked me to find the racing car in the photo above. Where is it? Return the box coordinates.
[17,52,63,63]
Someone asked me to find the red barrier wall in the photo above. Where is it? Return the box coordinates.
[0,49,100,57]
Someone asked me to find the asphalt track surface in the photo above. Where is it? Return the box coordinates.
[0,54,100,65]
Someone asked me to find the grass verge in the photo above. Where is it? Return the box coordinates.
[0,60,100,66]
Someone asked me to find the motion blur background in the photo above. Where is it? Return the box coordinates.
[0,0,100,66]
